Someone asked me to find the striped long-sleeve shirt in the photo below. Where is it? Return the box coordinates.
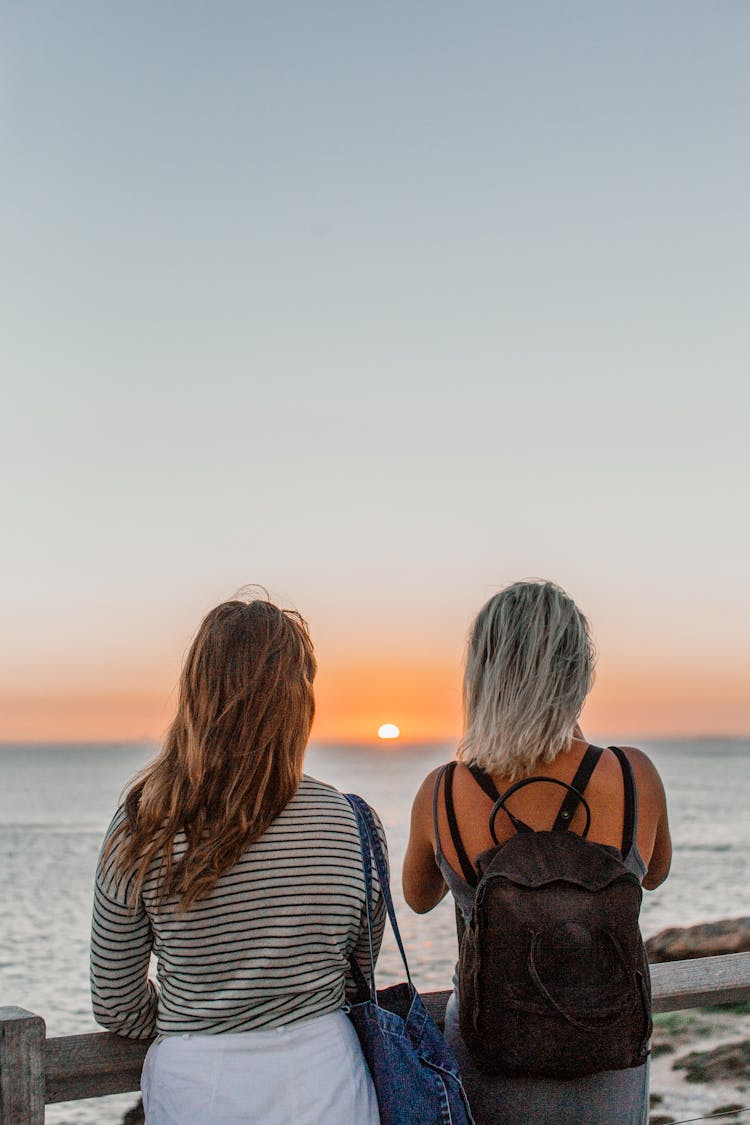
[90,775,387,1039]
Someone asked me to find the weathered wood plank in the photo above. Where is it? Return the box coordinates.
[3,952,749,1108]
[651,950,750,1012]
[44,1032,151,1104]
[0,1006,46,1124]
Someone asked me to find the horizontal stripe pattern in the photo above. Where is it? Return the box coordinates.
[91,775,386,1038]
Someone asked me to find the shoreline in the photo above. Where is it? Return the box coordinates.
[650,1003,750,1124]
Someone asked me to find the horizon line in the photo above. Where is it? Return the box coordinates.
[1,732,749,750]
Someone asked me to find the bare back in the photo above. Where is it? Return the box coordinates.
[403,737,671,914]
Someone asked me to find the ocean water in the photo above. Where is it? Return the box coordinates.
[1,738,748,1124]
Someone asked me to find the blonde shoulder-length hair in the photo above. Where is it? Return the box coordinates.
[457,580,595,779]
[104,596,316,911]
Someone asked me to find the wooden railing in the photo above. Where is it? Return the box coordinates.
[2,952,750,1123]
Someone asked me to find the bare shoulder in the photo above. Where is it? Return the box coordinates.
[408,766,444,823]
[617,745,667,799]
[413,765,445,802]
[408,764,450,839]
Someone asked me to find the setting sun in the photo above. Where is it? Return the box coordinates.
[377,723,400,740]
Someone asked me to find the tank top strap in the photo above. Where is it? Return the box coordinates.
[431,765,447,863]
[608,745,639,859]
[432,763,478,887]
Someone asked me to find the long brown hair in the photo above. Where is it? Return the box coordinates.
[106,597,316,910]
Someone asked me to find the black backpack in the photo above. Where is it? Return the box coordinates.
[453,744,652,1079]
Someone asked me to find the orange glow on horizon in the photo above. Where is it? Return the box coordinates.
[310,660,463,745]
[582,663,750,739]
[0,690,174,744]
[0,660,747,744]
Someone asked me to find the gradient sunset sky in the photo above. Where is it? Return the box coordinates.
[2,2,748,744]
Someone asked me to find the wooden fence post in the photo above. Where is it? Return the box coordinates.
[0,1007,46,1125]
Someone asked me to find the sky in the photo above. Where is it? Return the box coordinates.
[2,1,748,744]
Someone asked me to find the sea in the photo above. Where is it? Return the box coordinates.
[1,739,749,1124]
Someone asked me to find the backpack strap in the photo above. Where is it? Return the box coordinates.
[492,796,536,837]
[609,746,638,858]
[442,762,480,887]
[467,763,500,802]
[490,776,593,845]
[551,744,603,832]
[344,794,414,1000]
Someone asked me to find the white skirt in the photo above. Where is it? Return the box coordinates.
[141,1011,380,1125]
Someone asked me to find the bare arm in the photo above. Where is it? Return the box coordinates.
[402,769,449,914]
[643,815,672,889]
[622,746,672,891]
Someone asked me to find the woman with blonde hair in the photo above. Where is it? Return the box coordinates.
[91,597,383,1124]
[403,580,671,1125]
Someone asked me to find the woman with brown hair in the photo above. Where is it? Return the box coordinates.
[91,597,383,1124]
[403,580,671,1125]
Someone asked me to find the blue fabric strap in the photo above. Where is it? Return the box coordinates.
[345,796,378,1002]
[345,793,414,999]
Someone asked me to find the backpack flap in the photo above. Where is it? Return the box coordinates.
[475,830,642,893]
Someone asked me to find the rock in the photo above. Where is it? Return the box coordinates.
[122,1100,145,1124]
[646,918,750,963]
[651,1009,712,1055]
[673,1039,750,1084]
